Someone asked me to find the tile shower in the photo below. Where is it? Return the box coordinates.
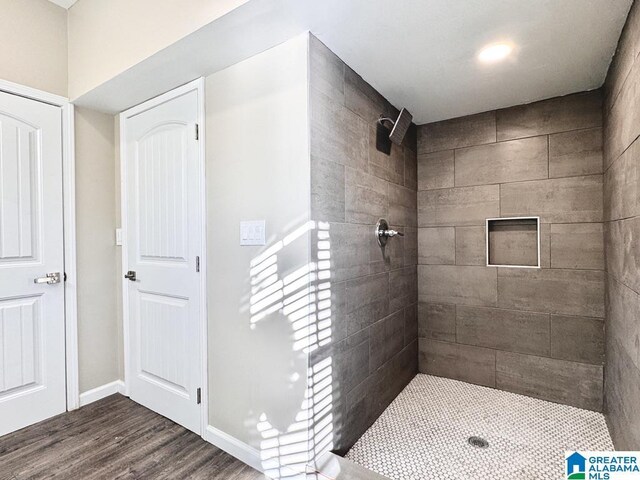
[308,1,640,473]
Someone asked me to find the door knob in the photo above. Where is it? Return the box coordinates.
[124,270,137,281]
[34,272,61,284]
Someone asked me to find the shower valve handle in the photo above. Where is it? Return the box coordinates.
[381,229,404,238]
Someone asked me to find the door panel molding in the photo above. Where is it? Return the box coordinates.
[120,78,207,435]
[0,79,78,413]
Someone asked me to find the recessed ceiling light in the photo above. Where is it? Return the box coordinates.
[478,43,513,63]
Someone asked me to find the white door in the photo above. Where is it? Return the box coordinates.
[123,87,202,433]
[0,91,65,436]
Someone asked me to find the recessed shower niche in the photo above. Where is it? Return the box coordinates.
[486,217,540,268]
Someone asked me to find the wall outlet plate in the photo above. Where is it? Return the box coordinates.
[240,220,266,246]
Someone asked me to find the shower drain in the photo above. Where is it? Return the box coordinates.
[467,436,489,449]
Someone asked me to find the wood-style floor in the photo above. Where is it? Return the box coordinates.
[0,394,266,480]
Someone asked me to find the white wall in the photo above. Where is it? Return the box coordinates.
[0,0,67,96]
[68,0,248,99]
[205,34,311,461]
[75,107,119,392]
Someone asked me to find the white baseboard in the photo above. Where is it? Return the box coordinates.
[203,425,312,478]
[79,380,125,407]
[204,425,263,472]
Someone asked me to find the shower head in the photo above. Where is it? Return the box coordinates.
[389,108,413,145]
[377,108,413,147]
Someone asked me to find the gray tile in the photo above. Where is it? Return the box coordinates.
[345,166,388,224]
[311,156,345,222]
[404,147,418,190]
[389,266,418,314]
[326,281,348,345]
[418,112,496,154]
[418,227,455,265]
[340,374,373,454]
[455,226,486,266]
[605,2,640,115]
[550,223,604,270]
[370,341,418,418]
[311,89,369,172]
[404,303,418,346]
[488,220,539,267]
[309,34,344,104]
[605,59,640,167]
[417,150,454,191]
[549,127,603,178]
[455,136,548,187]
[418,265,497,307]
[604,336,640,450]
[328,222,371,283]
[369,310,405,372]
[419,339,496,387]
[497,91,602,141]
[418,185,500,227]
[418,302,456,342]
[345,66,397,124]
[345,272,389,335]
[389,183,417,228]
[550,315,604,365]
[496,351,603,411]
[335,328,371,394]
[403,227,418,267]
[369,126,405,185]
[606,275,640,372]
[604,138,639,221]
[456,306,550,356]
[500,175,603,223]
[605,217,640,293]
[497,268,605,318]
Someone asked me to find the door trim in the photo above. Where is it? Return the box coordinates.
[0,79,79,411]
[119,78,208,434]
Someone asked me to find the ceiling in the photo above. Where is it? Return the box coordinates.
[48,0,77,8]
[75,0,632,123]
[295,0,632,123]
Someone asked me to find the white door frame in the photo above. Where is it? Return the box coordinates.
[0,79,79,411]
[119,78,208,435]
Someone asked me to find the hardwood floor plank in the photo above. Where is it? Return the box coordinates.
[0,395,266,480]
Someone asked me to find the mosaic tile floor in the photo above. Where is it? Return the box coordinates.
[345,374,613,479]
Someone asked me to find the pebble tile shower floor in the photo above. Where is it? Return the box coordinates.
[345,374,613,479]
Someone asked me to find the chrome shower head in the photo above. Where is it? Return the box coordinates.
[389,108,412,145]
[377,108,413,147]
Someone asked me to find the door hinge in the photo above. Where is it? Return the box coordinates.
[195,123,199,140]
[196,387,201,404]
[63,272,67,282]
[196,256,200,272]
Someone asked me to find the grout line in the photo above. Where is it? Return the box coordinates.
[417,172,604,193]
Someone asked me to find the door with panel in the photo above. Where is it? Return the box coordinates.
[0,91,65,436]
[123,87,202,434]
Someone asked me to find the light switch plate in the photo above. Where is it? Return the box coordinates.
[240,220,266,246]
[115,228,123,246]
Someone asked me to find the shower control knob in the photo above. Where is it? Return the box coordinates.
[375,219,404,247]
[384,229,404,238]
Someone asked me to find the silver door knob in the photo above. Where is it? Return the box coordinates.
[34,272,61,284]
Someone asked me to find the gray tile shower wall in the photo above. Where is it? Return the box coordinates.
[416,91,606,412]
[603,0,640,451]
[309,34,418,455]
